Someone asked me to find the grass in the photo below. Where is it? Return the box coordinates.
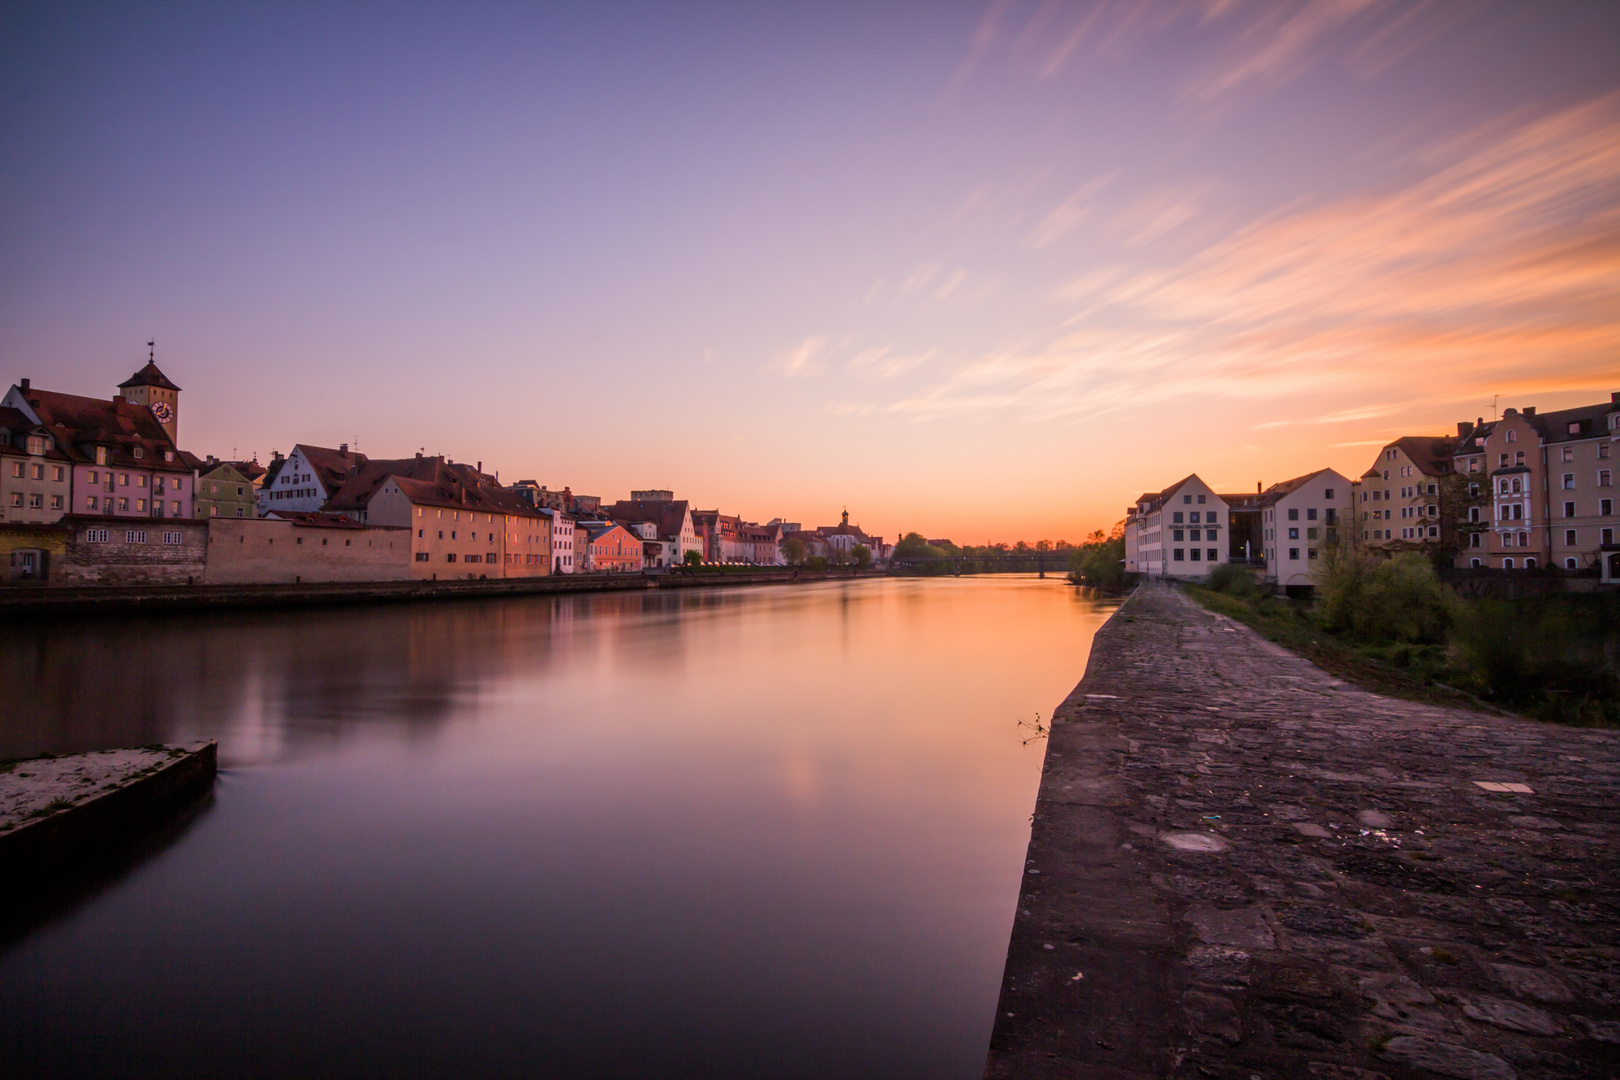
[1184,585,1509,716]
[1185,582,1620,727]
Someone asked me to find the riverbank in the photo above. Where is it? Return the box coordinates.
[0,567,884,615]
[1,743,217,873]
[985,582,1619,1079]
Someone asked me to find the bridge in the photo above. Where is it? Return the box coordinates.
[888,553,1073,576]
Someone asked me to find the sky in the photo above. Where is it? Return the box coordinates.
[3,1,1617,544]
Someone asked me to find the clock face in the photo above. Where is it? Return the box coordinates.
[151,400,174,424]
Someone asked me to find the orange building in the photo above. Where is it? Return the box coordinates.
[578,521,643,573]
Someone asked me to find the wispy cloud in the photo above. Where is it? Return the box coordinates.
[770,335,829,379]
[1027,175,1111,248]
[880,94,1620,424]
[847,346,938,381]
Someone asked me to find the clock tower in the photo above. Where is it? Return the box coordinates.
[118,343,182,445]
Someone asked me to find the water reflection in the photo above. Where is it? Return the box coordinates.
[0,578,1114,1079]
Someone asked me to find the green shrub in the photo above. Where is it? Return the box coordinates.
[1206,562,1260,598]
[1067,523,1125,589]
[1316,544,1455,644]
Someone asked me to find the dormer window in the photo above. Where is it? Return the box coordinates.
[1570,422,1582,435]
[164,450,174,462]
[26,434,47,455]
[133,446,144,459]
[95,446,108,465]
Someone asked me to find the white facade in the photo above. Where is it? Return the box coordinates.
[1129,475,1231,580]
[259,447,334,515]
[1258,469,1354,588]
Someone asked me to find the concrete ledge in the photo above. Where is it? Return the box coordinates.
[0,568,886,614]
[0,742,217,875]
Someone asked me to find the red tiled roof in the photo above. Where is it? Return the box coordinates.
[117,361,181,392]
[20,388,201,472]
[606,499,691,541]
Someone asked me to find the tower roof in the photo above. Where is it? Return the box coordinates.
[118,361,181,392]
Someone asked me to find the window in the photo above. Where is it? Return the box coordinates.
[1307,548,1318,560]
[447,553,457,562]
[51,466,64,481]
[1289,547,1299,560]
[235,507,245,517]
[1172,512,1183,524]
[415,552,429,562]
[118,497,129,511]
[163,531,183,544]
[27,493,42,508]
[1563,447,1575,462]
[1288,527,1299,539]
[1601,470,1613,487]
[1562,473,1575,490]
[1189,512,1200,524]
[1471,558,1481,568]
[1606,528,1615,545]
[1525,557,1537,568]
[96,447,108,465]
[85,528,109,542]
[1569,422,1581,436]
[210,505,219,517]
[133,446,144,459]
[49,495,62,510]
[1506,429,1516,443]
[1601,442,1611,459]
[1565,529,1577,546]
[1306,508,1317,520]
[1287,508,1299,520]
[1516,451,1525,466]
[29,463,43,480]
[1173,549,1184,561]
[1207,512,1219,523]
[1503,558,1515,569]
[135,499,147,512]
[1566,557,1577,569]
[7,492,19,507]
[1172,529,1184,542]
[1183,495,1192,504]
[1499,453,1508,467]
[1562,501,1575,518]
[126,530,147,544]
[1190,549,1201,561]
[1207,548,1218,561]
[164,450,173,462]
[1306,528,1319,540]
[86,496,98,510]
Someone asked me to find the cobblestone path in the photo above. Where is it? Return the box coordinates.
[984,582,1619,1080]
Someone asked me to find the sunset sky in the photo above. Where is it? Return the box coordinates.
[4,2,1617,544]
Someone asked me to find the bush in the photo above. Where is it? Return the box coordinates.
[1206,563,1260,598]
[1067,523,1125,589]
[1316,545,1455,644]
[805,555,828,571]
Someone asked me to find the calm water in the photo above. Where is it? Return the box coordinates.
[1,577,1114,1079]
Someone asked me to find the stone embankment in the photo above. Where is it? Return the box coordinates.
[0,568,882,615]
[1,743,217,874]
[985,583,1618,1080]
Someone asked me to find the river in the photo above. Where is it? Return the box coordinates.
[1,576,1115,1079]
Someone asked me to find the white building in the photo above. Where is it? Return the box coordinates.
[258,444,367,516]
[1256,469,1354,589]
[1126,474,1231,579]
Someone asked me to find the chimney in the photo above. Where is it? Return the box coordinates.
[416,451,423,459]
[340,443,348,453]
[1457,421,1471,437]
[18,378,28,393]
[477,461,482,474]
[1256,481,1261,494]
[1611,391,1619,404]
[1524,407,1536,417]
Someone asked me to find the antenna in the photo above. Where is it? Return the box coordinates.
[148,340,155,363]
[1492,393,1499,420]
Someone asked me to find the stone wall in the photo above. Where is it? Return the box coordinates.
[202,518,411,584]
[57,516,207,585]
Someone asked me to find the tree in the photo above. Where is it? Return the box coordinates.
[683,549,703,568]
[852,544,871,569]
[806,555,828,571]
[1066,521,1126,589]
[782,537,806,565]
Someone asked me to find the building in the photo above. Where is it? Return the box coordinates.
[1353,436,1453,552]
[578,521,643,573]
[1529,393,1619,572]
[1124,475,1230,579]
[813,510,878,561]
[1461,408,1546,570]
[739,521,785,565]
[2,364,204,523]
[195,460,258,520]
[605,498,697,567]
[258,443,368,515]
[0,406,73,523]
[0,521,70,582]
[202,515,411,583]
[630,489,674,502]
[1255,469,1353,589]
[539,508,576,573]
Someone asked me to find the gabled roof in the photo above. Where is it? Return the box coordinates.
[1384,436,1453,476]
[1453,420,1497,453]
[199,461,253,483]
[118,361,181,392]
[1253,469,1334,508]
[291,443,370,495]
[329,456,542,520]
[0,407,73,461]
[605,499,692,541]
[265,511,374,529]
[17,388,201,472]
[1532,398,1619,445]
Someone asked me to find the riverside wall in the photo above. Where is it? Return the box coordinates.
[0,568,886,614]
[985,581,1618,1080]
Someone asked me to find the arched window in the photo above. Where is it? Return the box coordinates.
[1506,429,1516,443]
[1525,557,1537,568]
[1503,558,1515,569]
